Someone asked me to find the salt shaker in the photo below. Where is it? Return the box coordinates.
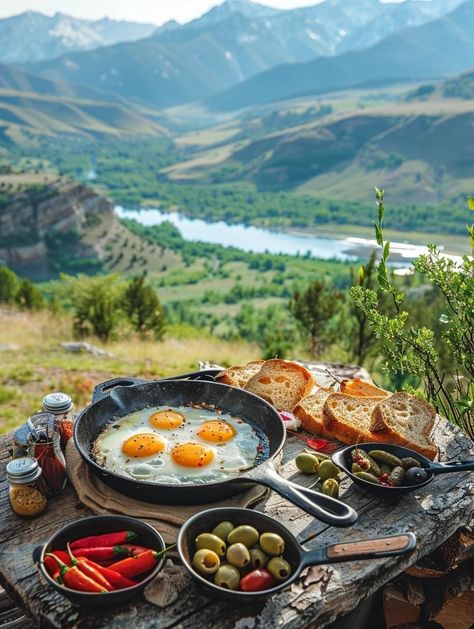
[42,392,74,451]
[6,457,49,518]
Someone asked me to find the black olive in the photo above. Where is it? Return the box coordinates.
[404,467,427,485]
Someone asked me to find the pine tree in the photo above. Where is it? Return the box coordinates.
[123,274,165,339]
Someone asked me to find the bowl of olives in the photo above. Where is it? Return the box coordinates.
[177,507,418,602]
[332,443,474,497]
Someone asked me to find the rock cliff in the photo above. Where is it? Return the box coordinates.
[0,179,114,279]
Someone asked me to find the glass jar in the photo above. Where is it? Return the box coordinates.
[27,412,67,496]
[6,457,49,518]
[42,392,74,451]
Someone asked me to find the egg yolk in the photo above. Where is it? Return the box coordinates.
[197,420,236,444]
[171,442,214,468]
[122,433,165,458]
[149,409,184,430]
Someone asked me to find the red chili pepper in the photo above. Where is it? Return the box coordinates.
[70,530,137,550]
[67,544,114,591]
[240,568,276,592]
[81,562,138,589]
[45,554,106,593]
[70,545,129,561]
[121,543,152,557]
[286,430,338,453]
[43,551,72,577]
[110,549,161,578]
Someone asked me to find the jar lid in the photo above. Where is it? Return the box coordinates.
[6,457,42,484]
[42,392,73,414]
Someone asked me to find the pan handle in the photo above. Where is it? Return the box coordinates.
[300,532,416,569]
[243,462,358,527]
[429,460,474,474]
[92,377,149,403]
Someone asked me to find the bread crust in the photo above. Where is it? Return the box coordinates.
[370,393,437,459]
[293,389,333,437]
[215,360,265,388]
[323,394,389,444]
[244,359,316,411]
[340,378,389,398]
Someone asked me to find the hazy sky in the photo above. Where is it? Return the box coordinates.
[0,0,407,26]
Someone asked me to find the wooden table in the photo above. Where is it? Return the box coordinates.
[1,399,473,628]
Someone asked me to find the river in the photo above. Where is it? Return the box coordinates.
[115,207,454,266]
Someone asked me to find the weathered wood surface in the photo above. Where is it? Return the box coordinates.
[0,417,473,629]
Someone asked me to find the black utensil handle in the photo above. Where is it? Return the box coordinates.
[92,377,149,403]
[430,460,474,474]
[301,532,416,569]
[246,463,358,527]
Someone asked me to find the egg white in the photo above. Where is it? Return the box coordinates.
[93,405,260,484]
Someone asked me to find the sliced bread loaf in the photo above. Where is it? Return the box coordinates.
[323,393,389,444]
[293,388,333,437]
[340,378,389,399]
[216,360,265,388]
[370,392,437,459]
[244,359,315,411]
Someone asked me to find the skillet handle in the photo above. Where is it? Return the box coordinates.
[430,460,474,474]
[248,463,358,527]
[92,377,149,403]
[300,532,416,569]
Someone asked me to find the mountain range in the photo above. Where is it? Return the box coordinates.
[0,11,156,64]
[18,0,467,109]
[208,0,474,110]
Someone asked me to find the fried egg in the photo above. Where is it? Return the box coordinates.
[92,405,262,484]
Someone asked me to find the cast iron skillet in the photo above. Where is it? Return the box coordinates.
[178,507,417,602]
[74,374,358,527]
[332,442,474,497]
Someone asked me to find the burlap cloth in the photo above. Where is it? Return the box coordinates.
[65,440,269,544]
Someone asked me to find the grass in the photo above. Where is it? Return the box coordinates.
[0,309,259,433]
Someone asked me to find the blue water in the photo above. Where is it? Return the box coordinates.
[115,207,359,261]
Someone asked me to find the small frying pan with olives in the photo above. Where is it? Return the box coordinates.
[178,507,416,602]
[332,443,474,497]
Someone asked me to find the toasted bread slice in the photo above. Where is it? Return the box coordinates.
[293,389,333,437]
[370,392,437,459]
[323,393,389,444]
[340,378,389,399]
[216,360,265,388]
[244,359,315,411]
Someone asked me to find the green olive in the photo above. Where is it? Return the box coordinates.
[259,532,285,556]
[322,478,339,498]
[227,525,259,548]
[226,542,250,568]
[249,547,269,569]
[195,533,226,557]
[214,564,241,590]
[295,452,319,474]
[211,521,234,542]
[192,549,220,575]
[267,556,292,581]
[318,460,340,481]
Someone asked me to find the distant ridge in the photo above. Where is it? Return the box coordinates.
[208,0,474,110]
[21,0,465,109]
[0,11,156,64]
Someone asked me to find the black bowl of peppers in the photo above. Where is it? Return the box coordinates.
[35,515,168,607]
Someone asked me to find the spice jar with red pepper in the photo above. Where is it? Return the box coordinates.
[42,392,74,451]
[27,412,67,496]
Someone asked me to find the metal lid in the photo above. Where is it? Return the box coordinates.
[6,457,42,484]
[42,392,73,414]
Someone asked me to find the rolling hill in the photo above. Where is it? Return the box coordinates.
[208,0,474,111]
[0,65,169,141]
[0,11,156,64]
[161,81,474,205]
[22,0,466,109]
